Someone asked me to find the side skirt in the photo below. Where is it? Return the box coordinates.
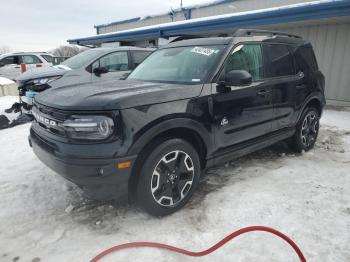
[206,127,295,168]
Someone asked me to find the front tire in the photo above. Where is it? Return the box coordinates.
[288,107,320,152]
[136,139,200,217]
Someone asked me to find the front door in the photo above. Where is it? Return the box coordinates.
[212,43,274,151]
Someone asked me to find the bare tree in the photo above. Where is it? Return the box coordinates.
[0,46,12,55]
[51,45,82,57]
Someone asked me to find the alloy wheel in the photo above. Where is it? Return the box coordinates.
[300,111,319,148]
[151,150,195,207]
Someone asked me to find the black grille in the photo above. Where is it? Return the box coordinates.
[37,104,67,121]
[33,103,68,137]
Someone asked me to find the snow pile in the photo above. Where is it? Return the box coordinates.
[0,101,349,261]
[0,76,14,85]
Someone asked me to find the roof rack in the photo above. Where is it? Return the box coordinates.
[169,35,204,43]
[233,29,301,39]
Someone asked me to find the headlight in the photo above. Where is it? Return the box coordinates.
[33,76,61,85]
[62,115,114,140]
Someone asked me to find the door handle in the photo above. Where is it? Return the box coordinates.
[296,84,307,89]
[257,89,270,96]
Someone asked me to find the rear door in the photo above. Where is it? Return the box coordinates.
[91,51,130,81]
[21,55,45,71]
[212,43,274,150]
[262,44,299,131]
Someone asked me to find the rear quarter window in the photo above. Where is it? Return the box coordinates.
[293,45,318,72]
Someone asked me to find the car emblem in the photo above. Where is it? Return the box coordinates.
[32,109,57,127]
[221,117,229,126]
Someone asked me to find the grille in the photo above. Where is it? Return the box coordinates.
[33,103,68,137]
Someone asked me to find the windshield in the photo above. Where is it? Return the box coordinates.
[128,45,225,84]
[61,49,105,69]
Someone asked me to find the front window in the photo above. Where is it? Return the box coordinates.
[224,44,263,81]
[91,51,129,72]
[0,56,20,65]
[128,45,225,84]
[61,49,105,70]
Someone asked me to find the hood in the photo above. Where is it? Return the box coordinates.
[34,79,203,111]
[16,66,68,82]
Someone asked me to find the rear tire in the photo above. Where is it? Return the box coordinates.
[136,138,200,217]
[288,107,320,153]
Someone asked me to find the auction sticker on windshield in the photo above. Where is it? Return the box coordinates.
[191,46,218,56]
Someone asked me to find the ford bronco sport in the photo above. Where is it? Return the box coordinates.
[29,29,325,216]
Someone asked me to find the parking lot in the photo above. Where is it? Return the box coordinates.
[0,96,349,262]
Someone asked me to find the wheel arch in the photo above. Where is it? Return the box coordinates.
[127,118,212,197]
[297,93,325,122]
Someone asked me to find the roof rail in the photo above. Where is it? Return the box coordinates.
[169,35,204,43]
[234,29,301,39]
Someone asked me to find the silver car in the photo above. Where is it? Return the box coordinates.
[0,52,54,80]
[16,47,154,113]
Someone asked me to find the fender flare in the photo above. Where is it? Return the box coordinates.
[296,92,325,123]
[127,117,213,156]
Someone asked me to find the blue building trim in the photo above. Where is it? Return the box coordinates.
[68,0,350,45]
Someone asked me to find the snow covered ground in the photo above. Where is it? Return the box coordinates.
[0,77,15,85]
[0,96,349,262]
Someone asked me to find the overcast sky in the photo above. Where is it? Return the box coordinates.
[0,0,208,52]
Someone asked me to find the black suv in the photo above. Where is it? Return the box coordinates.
[29,30,325,216]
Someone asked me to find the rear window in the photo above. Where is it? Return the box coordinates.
[131,51,152,68]
[41,55,53,63]
[263,44,295,77]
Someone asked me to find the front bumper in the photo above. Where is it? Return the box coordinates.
[29,127,136,201]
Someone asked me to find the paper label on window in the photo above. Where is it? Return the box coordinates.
[191,47,217,56]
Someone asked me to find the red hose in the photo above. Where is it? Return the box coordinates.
[91,226,306,262]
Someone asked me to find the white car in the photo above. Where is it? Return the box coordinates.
[0,52,54,80]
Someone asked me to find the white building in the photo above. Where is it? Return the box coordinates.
[68,0,350,105]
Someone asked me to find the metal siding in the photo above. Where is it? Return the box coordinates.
[99,0,313,33]
[273,23,350,103]
[191,0,311,18]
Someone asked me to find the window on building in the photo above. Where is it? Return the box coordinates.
[92,52,129,72]
[21,55,42,64]
[263,44,295,77]
[224,44,263,81]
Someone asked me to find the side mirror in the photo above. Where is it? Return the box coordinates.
[93,67,109,77]
[0,62,5,68]
[120,72,130,80]
[224,70,252,86]
[217,70,253,93]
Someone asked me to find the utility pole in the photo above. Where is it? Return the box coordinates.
[181,0,183,9]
